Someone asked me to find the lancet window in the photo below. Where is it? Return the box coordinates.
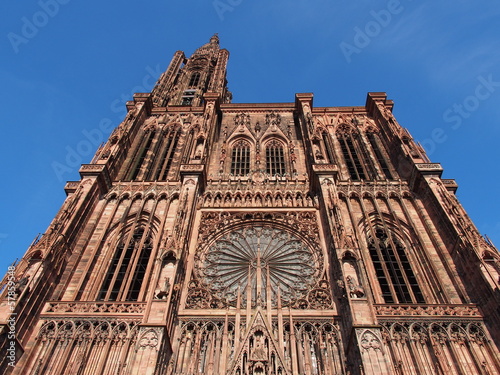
[367,228,424,304]
[98,228,153,301]
[128,129,156,180]
[188,72,201,88]
[265,139,286,176]
[366,131,393,179]
[322,131,335,163]
[336,126,376,181]
[230,139,250,176]
[148,126,181,181]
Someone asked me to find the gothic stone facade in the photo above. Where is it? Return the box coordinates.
[1,35,500,375]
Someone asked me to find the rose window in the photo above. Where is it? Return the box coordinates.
[196,225,322,307]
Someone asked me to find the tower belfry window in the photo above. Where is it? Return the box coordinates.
[181,90,196,106]
[188,72,201,88]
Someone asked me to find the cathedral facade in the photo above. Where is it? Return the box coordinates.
[1,35,500,374]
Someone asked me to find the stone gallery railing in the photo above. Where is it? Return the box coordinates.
[375,304,481,319]
[43,301,146,316]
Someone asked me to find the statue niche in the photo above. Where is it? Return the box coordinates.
[154,252,176,300]
[342,252,366,299]
[250,330,268,361]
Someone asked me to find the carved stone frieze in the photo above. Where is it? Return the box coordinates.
[205,180,310,193]
[179,164,205,172]
[336,180,410,197]
[37,318,141,341]
[44,302,146,315]
[311,164,339,175]
[197,211,321,245]
[375,304,481,319]
[381,321,490,347]
[80,164,106,172]
[415,163,443,171]
[303,286,334,309]
[104,182,181,200]
[225,111,291,143]
[200,188,316,208]
[185,278,226,309]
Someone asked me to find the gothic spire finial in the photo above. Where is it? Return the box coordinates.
[210,33,219,44]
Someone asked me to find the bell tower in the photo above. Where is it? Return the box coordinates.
[151,33,231,108]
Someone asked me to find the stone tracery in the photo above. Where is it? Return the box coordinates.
[192,222,325,308]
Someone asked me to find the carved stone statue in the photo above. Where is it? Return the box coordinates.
[15,275,30,296]
[155,277,170,300]
[314,145,324,160]
[346,275,365,298]
[344,231,356,249]
[251,333,267,361]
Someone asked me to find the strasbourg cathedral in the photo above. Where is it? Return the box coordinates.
[1,35,500,375]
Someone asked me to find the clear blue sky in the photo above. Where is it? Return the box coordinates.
[1,1,499,274]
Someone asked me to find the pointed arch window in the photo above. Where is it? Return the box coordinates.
[322,131,335,163]
[368,228,424,304]
[128,129,156,181]
[366,131,393,180]
[230,140,250,176]
[266,140,286,176]
[337,129,366,180]
[98,228,153,301]
[148,126,181,181]
[336,126,377,181]
[188,72,201,88]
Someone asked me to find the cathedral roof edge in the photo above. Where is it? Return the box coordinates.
[220,102,295,110]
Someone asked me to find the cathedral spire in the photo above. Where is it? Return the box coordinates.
[192,34,220,57]
[151,34,230,107]
[210,33,219,43]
